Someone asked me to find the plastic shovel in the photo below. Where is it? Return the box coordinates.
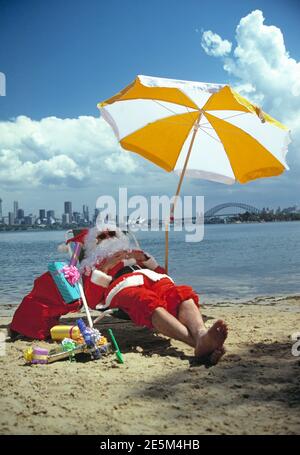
[108,328,124,364]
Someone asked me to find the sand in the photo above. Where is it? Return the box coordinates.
[0,296,299,435]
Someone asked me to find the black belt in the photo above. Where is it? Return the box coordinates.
[113,265,144,281]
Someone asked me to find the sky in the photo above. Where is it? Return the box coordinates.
[0,0,300,216]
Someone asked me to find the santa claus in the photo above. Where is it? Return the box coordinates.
[78,226,228,364]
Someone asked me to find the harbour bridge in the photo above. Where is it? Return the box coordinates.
[204,203,260,219]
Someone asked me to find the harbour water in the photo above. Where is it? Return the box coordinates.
[0,221,299,307]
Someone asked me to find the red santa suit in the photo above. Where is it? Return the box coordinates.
[81,229,199,329]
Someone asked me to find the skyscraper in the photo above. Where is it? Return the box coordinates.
[62,213,69,225]
[0,198,2,221]
[39,209,46,221]
[17,209,24,220]
[8,212,14,225]
[83,204,89,222]
[13,201,18,222]
[47,210,55,219]
[47,210,55,225]
[64,201,72,222]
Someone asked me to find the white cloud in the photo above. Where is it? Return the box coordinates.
[0,115,139,189]
[201,30,232,57]
[201,10,300,152]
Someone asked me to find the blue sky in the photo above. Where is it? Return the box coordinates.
[0,0,299,216]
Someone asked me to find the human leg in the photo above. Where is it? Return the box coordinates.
[151,306,195,347]
[178,299,228,360]
[111,283,196,346]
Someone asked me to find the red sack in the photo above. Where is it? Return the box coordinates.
[10,272,81,340]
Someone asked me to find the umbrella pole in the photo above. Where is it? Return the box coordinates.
[165,113,202,272]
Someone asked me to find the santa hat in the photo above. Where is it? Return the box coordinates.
[57,229,89,253]
[66,229,89,245]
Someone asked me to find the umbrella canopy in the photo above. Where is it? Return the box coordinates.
[98,75,290,185]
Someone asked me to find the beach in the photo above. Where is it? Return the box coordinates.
[0,296,299,435]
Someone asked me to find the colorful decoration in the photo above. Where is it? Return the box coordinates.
[61,265,80,285]
[24,346,50,364]
[24,319,111,365]
[77,318,101,360]
[62,338,77,361]
[24,335,111,365]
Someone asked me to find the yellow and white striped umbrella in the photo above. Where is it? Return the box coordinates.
[98,75,290,185]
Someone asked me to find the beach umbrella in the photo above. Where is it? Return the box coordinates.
[98,75,291,269]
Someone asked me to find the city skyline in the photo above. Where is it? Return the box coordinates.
[0,197,91,226]
[0,194,299,227]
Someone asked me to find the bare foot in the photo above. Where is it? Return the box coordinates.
[194,320,228,363]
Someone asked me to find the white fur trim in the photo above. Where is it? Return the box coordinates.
[91,269,112,288]
[133,269,173,283]
[123,258,137,267]
[100,275,144,309]
[142,256,158,270]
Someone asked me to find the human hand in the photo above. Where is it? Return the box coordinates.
[130,250,149,262]
[98,250,129,272]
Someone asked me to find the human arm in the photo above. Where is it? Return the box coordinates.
[130,250,166,274]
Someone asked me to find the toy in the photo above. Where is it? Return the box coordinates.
[108,328,124,364]
[24,343,87,364]
[50,325,81,341]
[24,320,110,364]
[77,318,102,360]
[24,347,49,364]
[61,338,77,361]
[23,338,110,365]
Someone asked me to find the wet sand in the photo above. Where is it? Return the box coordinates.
[0,296,299,435]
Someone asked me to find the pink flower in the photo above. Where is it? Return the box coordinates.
[62,265,80,285]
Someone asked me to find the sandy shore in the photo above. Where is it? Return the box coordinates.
[0,296,299,435]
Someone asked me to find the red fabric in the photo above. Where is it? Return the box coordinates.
[10,272,81,340]
[82,259,199,329]
[66,229,89,245]
[109,276,199,329]
[82,261,167,310]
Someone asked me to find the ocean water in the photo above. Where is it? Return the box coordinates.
[0,221,299,307]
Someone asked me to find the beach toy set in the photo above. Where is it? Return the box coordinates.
[23,341,95,365]
[24,318,111,365]
[24,318,124,365]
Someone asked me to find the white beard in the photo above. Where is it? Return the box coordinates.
[80,227,131,273]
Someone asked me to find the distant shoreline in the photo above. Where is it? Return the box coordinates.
[1,218,300,234]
